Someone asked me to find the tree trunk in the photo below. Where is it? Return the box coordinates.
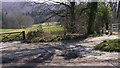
[117,1,120,17]
[87,2,98,34]
[69,2,76,33]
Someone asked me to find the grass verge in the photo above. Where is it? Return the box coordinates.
[94,39,120,52]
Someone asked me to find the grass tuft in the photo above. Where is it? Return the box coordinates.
[94,39,120,52]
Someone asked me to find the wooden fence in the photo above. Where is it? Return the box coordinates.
[0,31,25,42]
[112,23,120,32]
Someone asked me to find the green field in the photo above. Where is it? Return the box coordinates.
[0,22,64,34]
[0,25,39,34]
[0,29,23,33]
[0,22,64,42]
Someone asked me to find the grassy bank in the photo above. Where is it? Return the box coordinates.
[1,22,85,42]
[0,22,65,42]
[94,39,120,52]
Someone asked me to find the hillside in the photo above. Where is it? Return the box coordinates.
[2,2,65,24]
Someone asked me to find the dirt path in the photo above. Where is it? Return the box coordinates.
[0,35,120,67]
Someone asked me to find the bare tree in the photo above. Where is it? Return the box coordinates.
[117,1,120,18]
[2,13,34,29]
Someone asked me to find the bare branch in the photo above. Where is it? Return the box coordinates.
[40,10,66,23]
[49,0,71,8]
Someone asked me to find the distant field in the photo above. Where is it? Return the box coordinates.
[0,22,64,41]
[0,22,64,34]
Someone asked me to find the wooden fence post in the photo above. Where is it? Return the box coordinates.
[22,31,25,40]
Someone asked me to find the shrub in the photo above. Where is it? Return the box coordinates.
[28,33,53,42]
[94,39,120,52]
[26,25,44,42]
[26,25,56,42]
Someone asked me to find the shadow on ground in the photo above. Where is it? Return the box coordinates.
[1,35,105,68]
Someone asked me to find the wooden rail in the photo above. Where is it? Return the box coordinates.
[112,23,120,32]
[0,31,25,42]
